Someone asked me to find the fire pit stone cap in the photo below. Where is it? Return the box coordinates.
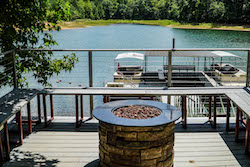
[93,100,181,127]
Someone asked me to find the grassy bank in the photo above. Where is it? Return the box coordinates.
[58,19,250,31]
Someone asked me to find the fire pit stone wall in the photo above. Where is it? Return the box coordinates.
[99,121,175,167]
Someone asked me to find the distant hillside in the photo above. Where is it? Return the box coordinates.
[48,0,250,24]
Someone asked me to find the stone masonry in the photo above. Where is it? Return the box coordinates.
[99,121,175,167]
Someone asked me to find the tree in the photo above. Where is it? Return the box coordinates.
[76,0,86,19]
[102,0,119,19]
[92,2,100,20]
[209,1,226,22]
[115,3,128,19]
[96,0,105,19]
[84,0,94,19]
[0,0,78,87]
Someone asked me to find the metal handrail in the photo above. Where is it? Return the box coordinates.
[0,49,16,55]
[1,48,250,111]
[19,48,250,52]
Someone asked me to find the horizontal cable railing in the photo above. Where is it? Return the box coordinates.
[0,50,17,98]
[0,48,249,117]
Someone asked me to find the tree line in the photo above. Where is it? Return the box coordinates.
[48,0,250,23]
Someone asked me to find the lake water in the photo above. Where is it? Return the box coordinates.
[2,24,250,116]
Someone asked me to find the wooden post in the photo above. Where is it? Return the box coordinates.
[50,95,54,119]
[167,51,172,104]
[181,97,184,119]
[80,95,84,120]
[0,134,4,163]
[182,96,187,128]
[245,118,250,154]
[172,38,175,49]
[16,111,23,145]
[75,95,79,128]
[144,55,147,72]
[208,96,212,121]
[12,51,18,89]
[43,94,47,127]
[235,107,240,142]
[4,123,10,161]
[103,96,107,103]
[89,51,94,117]
[213,96,217,128]
[246,50,250,87]
[37,94,41,123]
[168,51,172,87]
[27,102,32,134]
[204,57,207,71]
[226,98,230,132]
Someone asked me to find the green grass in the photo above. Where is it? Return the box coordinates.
[58,19,250,31]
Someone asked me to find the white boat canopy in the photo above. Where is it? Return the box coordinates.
[115,52,145,60]
[144,51,241,58]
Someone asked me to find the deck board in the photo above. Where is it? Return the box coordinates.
[3,117,250,167]
[226,92,250,116]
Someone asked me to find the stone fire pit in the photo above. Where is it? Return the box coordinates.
[93,100,181,167]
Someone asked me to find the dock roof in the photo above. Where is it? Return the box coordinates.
[115,52,144,60]
[145,51,241,58]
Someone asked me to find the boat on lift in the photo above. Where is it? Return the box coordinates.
[106,51,246,88]
[106,52,145,88]
[104,51,246,110]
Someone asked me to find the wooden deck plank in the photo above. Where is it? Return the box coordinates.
[226,92,250,117]
[3,117,250,167]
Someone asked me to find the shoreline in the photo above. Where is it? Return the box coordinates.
[58,20,250,32]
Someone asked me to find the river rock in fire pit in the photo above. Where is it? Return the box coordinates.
[113,105,162,119]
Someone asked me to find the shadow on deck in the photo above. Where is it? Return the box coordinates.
[3,117,250,167]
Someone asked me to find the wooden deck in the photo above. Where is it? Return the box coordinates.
[3,117,250,167]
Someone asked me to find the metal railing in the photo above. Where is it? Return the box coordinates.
[1,48,250,116]
[15,48,250,88]
[0,49,17,89]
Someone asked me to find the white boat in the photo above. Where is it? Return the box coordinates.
[107,52,145,87]
[211,63,246,86]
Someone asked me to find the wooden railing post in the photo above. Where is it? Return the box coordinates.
[235,107,240,142]
[80,95,84,120]
[245,117,250,154]
[208,96,212,121]
[50,95,54,119]
[246,50,250,87]
[37,94,42,123]
[167,51,172,104]
[4,122,10,161]
[16,111,23,145]
[27,102,32,134]
[89,51,93,117]
[0,135,4,163]
[75,95,79,128]
[43,94,48,127]
[182,95,187,128]
[226,98,231,132]
[213,96,217,128]
[12,50,18,89]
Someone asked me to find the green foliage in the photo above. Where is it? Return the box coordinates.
[52,0,249,23]
[209,1,225,21]
[0,0,79,87]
